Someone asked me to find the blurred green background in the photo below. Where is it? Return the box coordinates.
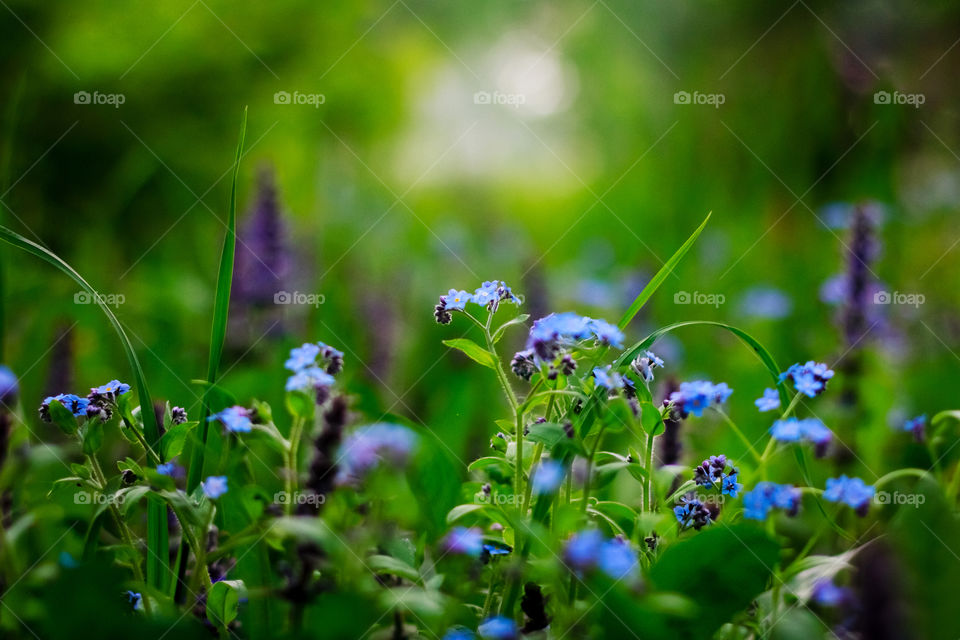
[2,0,959,477]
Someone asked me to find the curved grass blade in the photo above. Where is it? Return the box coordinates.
[617,212,711,330]
[615,320,790,406]
[0,224,168,589]
[174,108,247,606]
[186,106,247,492]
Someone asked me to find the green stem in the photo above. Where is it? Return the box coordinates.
[644,431,656,513]
[581,424,607,513]
[285,417,306,515]
[521,442,545,516]
[714,408,762,464]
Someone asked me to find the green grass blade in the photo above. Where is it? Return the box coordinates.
[615,319,789,406]
[186,107,247,492]
[617,212,711,330]
[0,223,168,589]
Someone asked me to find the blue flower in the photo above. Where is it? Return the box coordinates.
[335,423,418,484]
[444,289,471,311]
[285,343,321,371]
[482,543,511,558]
[793,373,823,398]
[286,366,335,393]
[592,365,624,390]
[94,380,131,397]
[770,418,832,456]
[525,312,621,361]
[531,459,565,495]
[208,406,252,433]
[478,616,517,640]
[471,282,499,307]
[442,629,475,640]
[743,482,801,520]
[156,462,179,476]
[125,590,144,612]
[674,494,711,530]
[285,342,344,375]
[669,381,733,417]
[769,418,803,442]
[563,529,604,571]
[41,393,90,420]
[754,388,780,412]
[443,527,484,557]
[0,365,19,407]
[201,475,229,499]
[630,350,664,382]
[587,318,624,348]
[598,537,638,579]
[811,579,853,607]
[780,361,834,398]
[722,473,742,498]
[823,476,874,515]
[901,414,927,442]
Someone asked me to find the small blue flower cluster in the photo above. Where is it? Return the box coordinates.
[531,459,566,495]
[754,387,780,412]
[779,361,835,398]
[40,379,132,423]
[443,526,484,557]
[592,365,624,390]
[823,475,875,516]
[284,342,344,396]
[335,423,418,485]
[125,590,144,612]
[208,406,253,433]
[563,530,639,580]
[511,312,623,382]
[525,312,624,360]
[157,461,185,478]
[668,380,733,417]
[435,281,520,324]
[770,417,833,457]
[673,493,713,530]
[742,482,801,520]
[693,454,742,498]
[900,414,927,442]
[630,350,664,383]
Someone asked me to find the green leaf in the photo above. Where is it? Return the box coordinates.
[368,554,420,582]
[70,462,91,480]
[618,212,711,329]
[206,580,240,628]
[616,320,789,407]
[285,390,315,421]
[646,524,778,638]
[446,503,488,524]
[407,438,461,539]
[81,420,104,455]
[525,421,567,448]
[187,107,247,493]
[160,420,197,460]
[46,399,78,435]
[442,338,498,369]
[640,401,664,436]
